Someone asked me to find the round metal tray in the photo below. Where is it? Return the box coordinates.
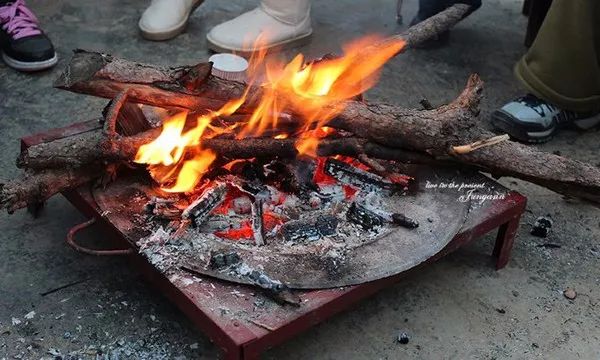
[94,165,473,289]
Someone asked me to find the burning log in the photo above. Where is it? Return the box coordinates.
[5,75,600,211]
[324,158,401,191]
[17,132,430,172]
[182,182,227,227]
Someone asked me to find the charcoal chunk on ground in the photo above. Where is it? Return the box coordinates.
[531,216,553,238]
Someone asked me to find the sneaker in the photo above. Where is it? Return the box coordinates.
[491,94,600,143]
[206,0,312,54]
[0,0,57,71]
[139,0,204,41]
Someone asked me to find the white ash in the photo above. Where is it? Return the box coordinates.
[232,196,252,214]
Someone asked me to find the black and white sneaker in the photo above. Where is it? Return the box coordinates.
[0,0,57,72]
[491,94,600,143]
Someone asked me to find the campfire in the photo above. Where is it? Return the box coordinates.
[129,33,416,249]
[2,4,600,294]
[134,35,405,193]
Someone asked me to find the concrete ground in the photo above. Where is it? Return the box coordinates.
[1,0,599,358]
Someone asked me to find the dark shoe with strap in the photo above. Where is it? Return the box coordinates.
[491,94,600,143]
[0,0,57,71]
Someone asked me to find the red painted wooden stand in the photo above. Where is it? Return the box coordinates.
[22,122,526,360]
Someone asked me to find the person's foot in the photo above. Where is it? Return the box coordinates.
[491,94,600,143]
[0,0,57,72]
[206,2,312,54]
[139,0,204,41]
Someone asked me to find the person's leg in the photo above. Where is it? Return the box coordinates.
[517,0,600,112]
[206,0,311,54]
[139,0,203,41]
[492,0,600,143]
[0,0,57,71]
[409,0,481,45]
[412,0,482,25]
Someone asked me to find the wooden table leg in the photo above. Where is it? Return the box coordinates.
[223,348,243,360]
[492,213,522,269]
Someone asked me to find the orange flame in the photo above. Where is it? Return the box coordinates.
[134,34,405,192]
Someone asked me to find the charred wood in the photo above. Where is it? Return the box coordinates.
[391,213,419,229]
[6,74,600,211]
[280,214,339,243]
[324,158,400,192]
[182,182,227,227]
[251,199,266,246]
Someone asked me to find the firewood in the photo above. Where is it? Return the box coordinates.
[16,131,434,170]
[0,167,99,214]
[8,75,600,210]
[21,73,600,203]
[1,102,153,214]
[54,5,471,110]
[328,75,600,204]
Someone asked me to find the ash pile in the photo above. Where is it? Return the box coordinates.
[132,155,439,294]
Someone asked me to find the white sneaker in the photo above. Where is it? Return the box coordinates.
[139,0,204,41]
[206,0,312,54]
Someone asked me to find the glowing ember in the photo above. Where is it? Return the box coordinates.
[134,34,406,193]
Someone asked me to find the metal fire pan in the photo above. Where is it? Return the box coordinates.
[93,165,474,289]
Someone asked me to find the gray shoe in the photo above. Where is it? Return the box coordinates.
[491,94,600,143]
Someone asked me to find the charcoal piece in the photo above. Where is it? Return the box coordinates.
[251,199,265,246]
[315,215,339,236]
[144,197,175,214]
[287,158,318,194]
[397,332,410,344]
[531,216,553,238]
[324,158,398,191]
[230,161,266,182]
[152,206,181,220]
[263,161,290,184]
[241,181,269,198]
[209,251,241,270]
[346,202,386,230]
[281,214,339,242]
[247,270,285,292]
[282,222,320,242]
[244,269,300,306]
[392,213,419,229]
[182,182,227,227]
